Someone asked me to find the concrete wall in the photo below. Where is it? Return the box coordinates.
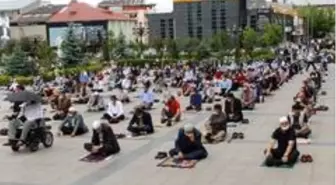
[10,24,46,40]
[108,20,136,43]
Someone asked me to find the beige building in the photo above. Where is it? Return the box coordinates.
[10,4,65,40]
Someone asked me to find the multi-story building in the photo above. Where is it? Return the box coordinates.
[98,0,155,43]
[146,0,247,40]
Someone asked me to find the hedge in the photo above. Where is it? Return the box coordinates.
[118,59,178,67]
[0,63,105,86]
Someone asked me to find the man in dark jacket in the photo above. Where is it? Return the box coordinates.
[186,88,202,111]
[84,120,120,157]
[127,107,154,136]
[169,124,208,160]
[203,104,227,143]
[224,93,243,122]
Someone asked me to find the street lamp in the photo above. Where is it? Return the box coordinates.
[133,22,149,59]
[133,22,149,45]
[227,24,243,64]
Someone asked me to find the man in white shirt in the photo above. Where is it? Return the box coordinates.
[102,95,125,124]
[8,101,44,145]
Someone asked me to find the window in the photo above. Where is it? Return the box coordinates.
[196,26,202,39]
[168,19,173,26]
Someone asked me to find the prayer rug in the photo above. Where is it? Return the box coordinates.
[157,157,198,168]
[79,153,112,163]
[260,160,296,168]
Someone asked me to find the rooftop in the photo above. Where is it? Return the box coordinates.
[11,4,65,25]
[48,1,134,23]
[0,0,36,11]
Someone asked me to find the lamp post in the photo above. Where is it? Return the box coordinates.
[227,24,243,64]
[133,22,149,56]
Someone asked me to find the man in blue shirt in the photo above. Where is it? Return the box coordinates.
[219,76,232,97]
[186,88,202,111]
[139,86,154,110]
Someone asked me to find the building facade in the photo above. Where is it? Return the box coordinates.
[98,0,155,43]
[147,0,247,40]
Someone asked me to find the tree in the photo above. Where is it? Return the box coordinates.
[149,38,164,58]
[36,41,57,73]
[210,31,230,52]
[164,39,179,59]
[298,6,335,38]
[114,32,127,59]
[242,27,259,58]
[193,40,210,60]
[5,46,33,76]
[261,24,283,47]
[60,24,85,67]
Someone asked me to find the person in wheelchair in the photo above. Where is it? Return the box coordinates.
[7,100,44,147]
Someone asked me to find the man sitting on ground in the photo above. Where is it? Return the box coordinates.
[203,104,227,144]
[53,91,71,120]
[127,107,154,136]
[161,95,181,127]
[102,95,125,124]
[87,92,105,112]
[202,82,215,103]
[224,93,243,122]
[73,86,90,104]
[186,88,202,111]
[169,123,208,160]
[264,117,300,167]
[57,107,88,137]
[84,120,120,157]
[241,83,255,110]
[287,103,311,138]
[139,86,154,110]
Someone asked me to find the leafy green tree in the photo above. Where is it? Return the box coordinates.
[149,38,164,58]
[210,31,230,52]
[193,40,210,60]
[60,24,85,67]
[36,41,57,73]
[114,32,127,59]
[164,39,179,59]
[298,7,335,38]
[184,38,200,59]
[261,24,283,47]
[5,46,33,76]
[242,27,259,58]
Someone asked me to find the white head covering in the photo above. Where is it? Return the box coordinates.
[184,123,194,133]
[92,120,101,130]
[279,116,288,123]
[69,107,76,112]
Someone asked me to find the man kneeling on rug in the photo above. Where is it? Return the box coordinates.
[264,117,300,167]
[202,104,227,143]
[84,120,120,157]
[127,107,154,136]
[169,124,208,160]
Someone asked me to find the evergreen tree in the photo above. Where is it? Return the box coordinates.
[5,46,32,76]
[61,24,84,67]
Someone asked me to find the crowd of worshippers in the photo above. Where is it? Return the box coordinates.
[263,69,326,167]
[3,41,332,160]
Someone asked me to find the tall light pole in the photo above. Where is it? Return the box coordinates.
[133,22,149,57]
[227,25,243,64]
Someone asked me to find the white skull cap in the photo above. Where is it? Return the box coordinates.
[92,120,101,130]
[279,116,288,123]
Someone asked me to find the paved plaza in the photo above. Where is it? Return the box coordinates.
[0,67,334,185]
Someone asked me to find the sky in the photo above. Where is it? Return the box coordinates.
[0,0,334,12]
